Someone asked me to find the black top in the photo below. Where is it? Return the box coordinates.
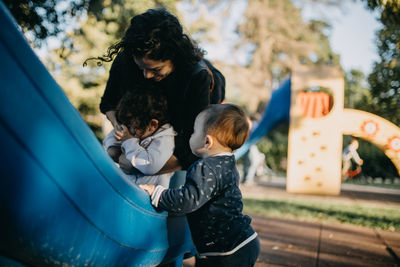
[157,155,255,254]
[100,51,224,169]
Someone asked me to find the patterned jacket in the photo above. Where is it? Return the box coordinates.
[151,154,256,255]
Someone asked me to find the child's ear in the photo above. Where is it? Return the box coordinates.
[204,135,214,149]
[149,119,159,131]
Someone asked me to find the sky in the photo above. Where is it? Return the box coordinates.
[37,1,381,75]
[297,1,381,74]
[178,0,250,65]
[179,0,381,75]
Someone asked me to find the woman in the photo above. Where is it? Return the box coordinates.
[88,8,225,172]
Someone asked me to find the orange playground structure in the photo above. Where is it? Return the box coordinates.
[286,66,400,195]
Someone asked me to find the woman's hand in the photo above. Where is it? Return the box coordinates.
[139,184,155,196]
[114,125,134,141]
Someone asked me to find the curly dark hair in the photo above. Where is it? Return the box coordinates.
[84,8,204,68]
[116,86,169,132]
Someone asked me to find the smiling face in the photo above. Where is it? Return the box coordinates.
[134,55,174,82]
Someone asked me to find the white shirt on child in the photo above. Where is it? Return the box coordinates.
[103,124,176,187]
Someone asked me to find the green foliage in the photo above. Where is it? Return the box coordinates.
[257,124,289,172]
[3,0,85,45]
[244,0,341,79]
[342,1,400,179]
[307,20,340,66]
[344,69,372,110]
[358,139,399,179]
[243,197,400,231]
[367,27,400,126]
[361,0,400,126]
[185,0,342,112]
[3,0,177,47]
[363,0,400,25]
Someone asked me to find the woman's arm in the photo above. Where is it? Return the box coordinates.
[105,110,120,130]
[157,155,182,174]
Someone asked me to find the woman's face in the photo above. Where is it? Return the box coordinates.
[134,55,174,82]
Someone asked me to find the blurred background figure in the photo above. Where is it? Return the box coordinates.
[241,113,273,185]
[342,138,363,181]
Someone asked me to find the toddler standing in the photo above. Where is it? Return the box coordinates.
[141,104,260,266]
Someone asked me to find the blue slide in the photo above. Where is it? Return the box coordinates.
[235,78,291,159]
[0,2,194,266]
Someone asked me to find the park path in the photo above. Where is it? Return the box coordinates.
[184,178,400,266]
[252,215,399,266]
[241,178,400,266]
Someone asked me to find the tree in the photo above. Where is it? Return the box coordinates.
[363,0,400,25]
[340,1,400,180]
[344,69,372,110]
[362,0,400,126]
[3,0,86,46]
[181,0,341,111]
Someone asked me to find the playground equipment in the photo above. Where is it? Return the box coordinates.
[287,65,400,195]
[237,65,400,195]
[234,78,291,159]
[0,3,194,266]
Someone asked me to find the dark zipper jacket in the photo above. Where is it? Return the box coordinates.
[154,155,255,254]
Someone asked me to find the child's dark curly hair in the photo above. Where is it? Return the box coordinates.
[116,86,169,132]
[85,8,204,68]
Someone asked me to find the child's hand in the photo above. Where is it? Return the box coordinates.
[114,125,134,141]
[139,184,155,196]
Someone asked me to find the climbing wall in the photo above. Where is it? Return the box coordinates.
[287,66,344,195]
[287,65,400,195]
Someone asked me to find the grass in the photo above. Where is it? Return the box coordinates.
[243,197,400,231]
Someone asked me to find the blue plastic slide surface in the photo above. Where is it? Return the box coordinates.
[0,2,194,266]
[235,78,291,159]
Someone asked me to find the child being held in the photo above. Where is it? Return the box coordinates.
[140,103,260,267]
[103,86,176,187]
